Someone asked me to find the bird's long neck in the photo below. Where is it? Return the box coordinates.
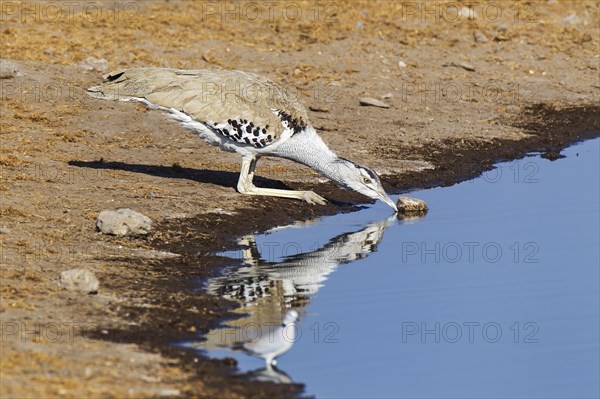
[273,128,344,183]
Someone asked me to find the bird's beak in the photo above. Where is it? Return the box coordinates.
[378,190,397,212]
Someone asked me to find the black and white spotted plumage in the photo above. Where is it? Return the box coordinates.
[203,109,307,149]
[273,109,307,135]
[206,116,274,148]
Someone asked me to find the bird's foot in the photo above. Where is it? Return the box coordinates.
[302,191,327,205]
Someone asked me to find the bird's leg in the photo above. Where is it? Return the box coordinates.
[237,156,327,205]
[265,359,274,371]
[238,234,260,266]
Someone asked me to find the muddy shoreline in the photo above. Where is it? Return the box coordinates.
[2,1,599,397]
[92,104,598,398]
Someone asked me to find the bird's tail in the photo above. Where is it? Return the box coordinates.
[86,68,168,101]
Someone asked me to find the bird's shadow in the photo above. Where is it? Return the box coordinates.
[68,159,291,190]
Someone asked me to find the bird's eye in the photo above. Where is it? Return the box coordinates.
[363,178,372,185]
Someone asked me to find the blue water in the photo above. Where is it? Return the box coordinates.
[196,138,599,398]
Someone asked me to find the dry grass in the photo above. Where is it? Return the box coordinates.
[0,153,28,166]
[2,1,596,68]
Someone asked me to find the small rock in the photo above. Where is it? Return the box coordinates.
[165,212,188,219]
[473,30,489,43]
[140,375,161,383]
[396,196,428,217]
[0,226,11,234]
[79,56,109,72]
[563,14,581,25]
[308,105,330,113]
[0,59,21,79]
[59,268,99,294]
[381,92,394,99]
[355,21,364,30]
[456,62,475,72]
[157,388,180,397]
[96,208,152,236]
[359,97,390,108]
[398,61,407,68]
[493,26,510,42]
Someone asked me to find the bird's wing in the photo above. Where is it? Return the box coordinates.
[87,68,310,148]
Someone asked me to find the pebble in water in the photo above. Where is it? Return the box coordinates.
[396,196,428,218]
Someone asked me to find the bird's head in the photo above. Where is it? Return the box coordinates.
[329,158,397,212]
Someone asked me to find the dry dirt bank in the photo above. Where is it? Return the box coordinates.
[1,1,599,398]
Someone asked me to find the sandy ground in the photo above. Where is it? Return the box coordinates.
[1,1,599,398]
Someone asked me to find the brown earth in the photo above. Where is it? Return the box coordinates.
[1,1,599,398]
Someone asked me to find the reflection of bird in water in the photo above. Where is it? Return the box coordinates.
[208,217,395,304]
[247,365,294,384]
[233,310,298,367]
